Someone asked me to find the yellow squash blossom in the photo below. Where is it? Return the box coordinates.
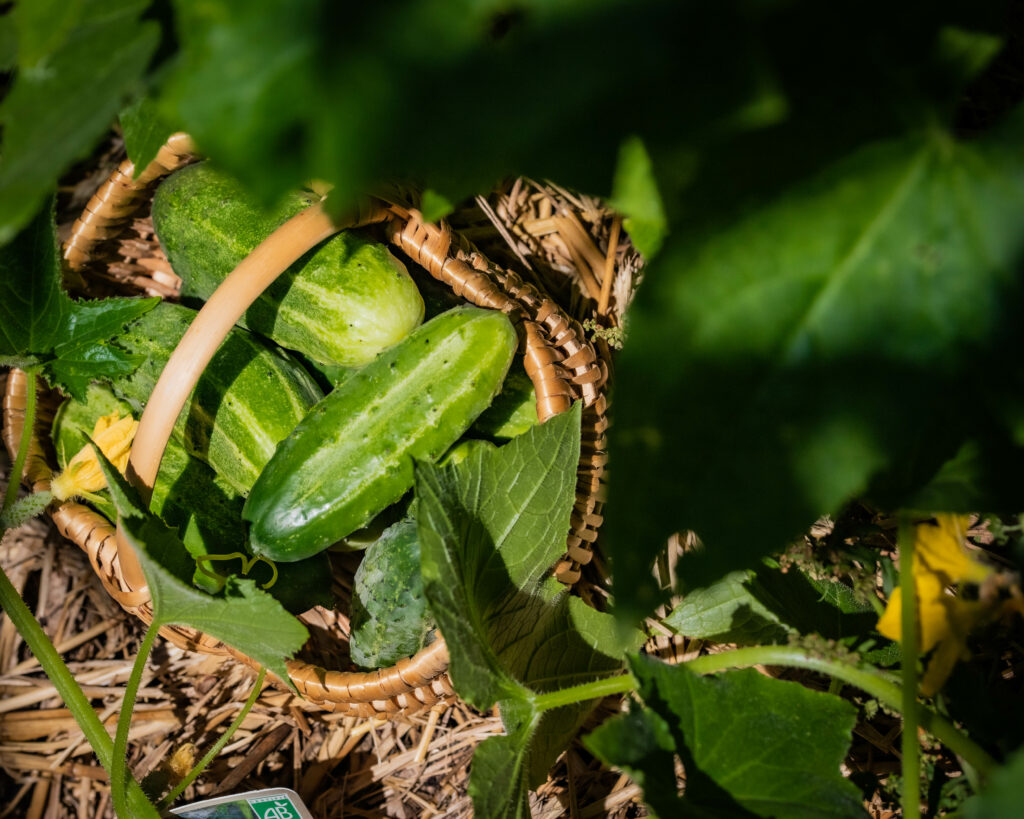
[877,514,994,696]
[50,412,138,502]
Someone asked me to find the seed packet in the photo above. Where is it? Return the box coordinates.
[170,787,314,819]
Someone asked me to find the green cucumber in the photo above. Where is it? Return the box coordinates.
[299,356,357,391]
[470,365,538,441]
[244,306,518,561]
[52,384,332,614]
[152,162,425,367]
[107,301,323,496]
[349,517,434,669]
[440,437,497,468]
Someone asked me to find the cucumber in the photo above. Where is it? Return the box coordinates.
[471,365,538,441]
[152,162,425,367]
[349,517,434,669]
[299,356,357,391]
[107,301,323,496]
[439,437,497,468]
[244,306,519,561]
[52,384,333,614]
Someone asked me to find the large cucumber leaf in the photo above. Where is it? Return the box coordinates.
[605,109,1024,619]
[587,655,866,818]
[417,404,640,818]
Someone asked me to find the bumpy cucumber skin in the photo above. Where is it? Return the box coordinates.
[52,383,332,614]
[244,306,519,562]
[349,517,434,669]
[152,162,425,367]
[109,302,323,496]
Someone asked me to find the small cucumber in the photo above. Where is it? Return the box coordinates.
[152,162,425,367]
[349,517,434,669]
[439,437,497,468]
[52,384,332,614]
[107,301,323,496]
[244,306,518,561]
[470,365,538,441]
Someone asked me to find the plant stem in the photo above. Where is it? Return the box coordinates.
[111,620,160,819]
[158,667,268,810]
[0,562,159,816]
[899,514,921,819]
[2,367,37,516]
[0,565,113,761]
[686,645,994,777]
[534,672,637,711]
[541,645,996,778]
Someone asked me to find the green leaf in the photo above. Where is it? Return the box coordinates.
[469,692,624,819]
[55,297,161,356]
[610,136,667,259]
[748,567,880,642]
[0,202,68,357]
[932,26,1004,96]
[0,0,159,242]
[959,745,1024,818]
[585,706,689,818]
[47,345,148,403]
[120,96,180,177]
[605,113,1024,614]
[12,0,85,67]
[160,0,775,208]
[468,701,538,819]
[417,404,638,816]
[420,189,455,223]
[418,403,625,703]
[629,655,866,818]
[49,296,158,400]
[0,14,18,71]
[91,442,309,687]
[0,202,157,398]
[662,570,790,645]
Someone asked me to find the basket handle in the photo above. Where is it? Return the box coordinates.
[115,201,382,590]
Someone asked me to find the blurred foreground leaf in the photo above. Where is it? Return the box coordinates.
[605,110,1024,617]
[0,0,159,243]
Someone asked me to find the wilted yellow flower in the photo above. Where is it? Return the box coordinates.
[50,412,138,502]
[877,514,994,696]
[167,742,197,780]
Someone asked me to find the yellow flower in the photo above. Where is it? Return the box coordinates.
[50,412,138,502]
[877,514,994,696]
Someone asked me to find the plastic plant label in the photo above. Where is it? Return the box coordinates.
[170,787,314,819]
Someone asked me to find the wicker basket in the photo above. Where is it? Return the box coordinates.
[2,134,617,717]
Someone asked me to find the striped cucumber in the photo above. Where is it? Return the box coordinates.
[107,301,323,496]
[244,306,518,561]
[151,162,425,367]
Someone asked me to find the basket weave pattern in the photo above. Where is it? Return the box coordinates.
[2,135,611,716]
